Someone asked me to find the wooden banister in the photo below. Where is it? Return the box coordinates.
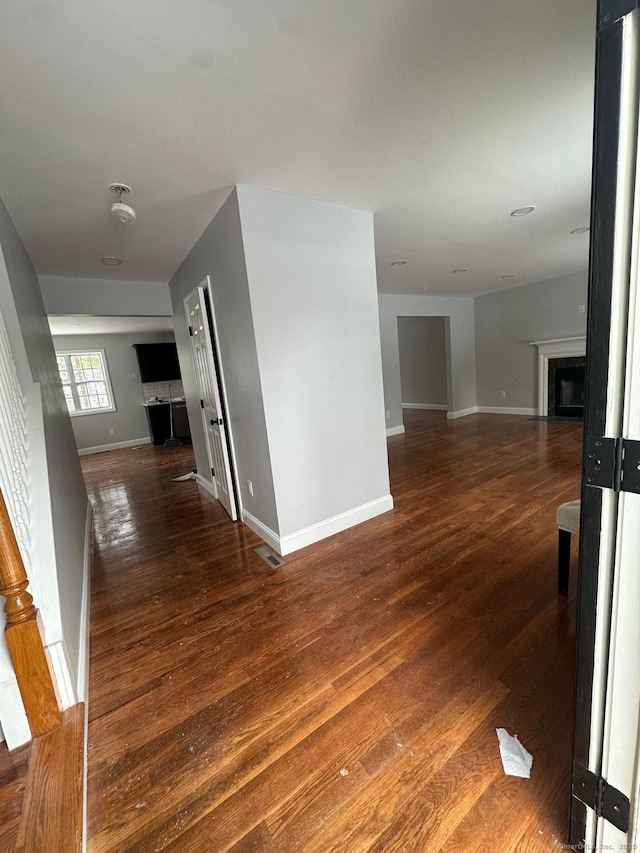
[0,488,61,738]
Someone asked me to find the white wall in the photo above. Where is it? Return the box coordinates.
[52,331,176,451]
[169,188,279,533]
[379,293,477,429]
[0,195,89,713]
[237,185,391,543]
[475,271,588,409]
[398,315,448,407]
[40,275,172,316]
[170,185,392,553]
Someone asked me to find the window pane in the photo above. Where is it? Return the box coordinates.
[56,355,70,384]
[77,381,109,410]
[62,384,76,413]
[71,353,104,382]
[57,351,113,413]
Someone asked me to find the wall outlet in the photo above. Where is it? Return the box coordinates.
[109,428,116,436]
[132,371,139,379]
[578,304,586,314]
[247,480,254,497]
[386,410,390,420]
[500,390,507,399]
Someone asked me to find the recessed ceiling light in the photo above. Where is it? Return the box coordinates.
[571,226,590,234]
[100,257,122,265]
[391,260,407,266]
[452,268,467,273]
[68,323,82,327]
[502,274,516,279]
[510,206,536,217]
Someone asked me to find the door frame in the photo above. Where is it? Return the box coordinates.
[183,277,241,519]
[571,1,640,846]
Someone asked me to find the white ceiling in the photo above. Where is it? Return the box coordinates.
[0,0,595,297]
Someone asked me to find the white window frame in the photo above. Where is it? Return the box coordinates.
[56,349,117,417]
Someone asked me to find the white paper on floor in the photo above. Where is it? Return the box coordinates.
[172,472,196,482]
[496,728,533,778]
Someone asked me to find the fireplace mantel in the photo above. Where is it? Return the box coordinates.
[530,337,586,416]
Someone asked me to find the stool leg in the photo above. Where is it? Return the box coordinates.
[558,529,571,595]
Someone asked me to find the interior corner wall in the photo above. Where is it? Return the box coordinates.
[236,185,391,541]
[474,271,588,409]
[398,316,448,406]
[379,294,477,428]
[168,188,279,534]
[52,331,176,450]
[40,275,172,316]
[0,195,88,693]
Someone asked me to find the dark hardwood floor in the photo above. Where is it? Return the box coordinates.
[81,410,582,852]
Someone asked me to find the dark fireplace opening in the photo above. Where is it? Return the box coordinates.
[548,357,586,418]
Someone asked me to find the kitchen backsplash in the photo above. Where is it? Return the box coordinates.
[142,380,185,401]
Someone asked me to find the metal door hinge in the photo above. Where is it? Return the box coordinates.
[573,764,629,833]
[585,436,640,494]
[211,467,215,477]
[200,399,204,409]
[188,325,194,336]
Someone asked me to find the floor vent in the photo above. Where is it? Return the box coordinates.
[254,545,286,569]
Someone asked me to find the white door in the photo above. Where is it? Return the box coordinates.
[184,281,238,521]
[596,11,640,847]
[573,6,640,849]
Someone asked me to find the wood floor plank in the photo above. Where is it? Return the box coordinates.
[84,411,582,851]
[16,703,84,853]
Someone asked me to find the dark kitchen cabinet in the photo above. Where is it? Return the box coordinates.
[133,343,181,383]
[144,403,191,446]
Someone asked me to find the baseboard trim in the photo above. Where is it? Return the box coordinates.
[46,641,75,711]
[402,403,448,411]
[447,406,479,419]
[386,425,405,436]
[77,500,92,705]
[241,510,281,553]
[476,406,537,416]
[195,473,218,499]
[279,495,394,556]
[77,437,151,456]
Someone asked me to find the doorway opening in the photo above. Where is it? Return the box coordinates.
[397,315,450,421]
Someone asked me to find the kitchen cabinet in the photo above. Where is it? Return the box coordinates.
[143,402,191,446]
[133,343,181,383]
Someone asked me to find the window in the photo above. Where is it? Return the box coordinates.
[56,350,116,416]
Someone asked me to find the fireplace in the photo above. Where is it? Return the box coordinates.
[530,337,587,416]
[548,357,586,418]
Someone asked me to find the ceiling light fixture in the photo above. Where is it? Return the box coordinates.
[510,206,536,217]
[452,268,467,273]
[109,183,136,224]
[571,226,590,234]
[100,256,122,265]
[391,260,407,266]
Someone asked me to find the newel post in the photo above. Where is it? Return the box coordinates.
[0,487,61,737]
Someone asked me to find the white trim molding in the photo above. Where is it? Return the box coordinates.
[401,403,448,411]
[530,337,586,416]
[386,425,405,436]
[77,500,92,705]
[279,495,394,555]
[77,437,151,456]
[476,406,536,416]
[195,473,218,500]
[447,406,479,419]
[46,640,76,711]
[243,495,394,557]
[241,510,281,554]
